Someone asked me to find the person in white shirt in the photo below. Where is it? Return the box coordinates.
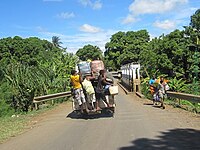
[82,73,96,111]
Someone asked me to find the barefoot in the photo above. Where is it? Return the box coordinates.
[96,107,102,111]
[108,104,113,108]
[86,109,90,113]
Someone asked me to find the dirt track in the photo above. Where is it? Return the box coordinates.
[0,87,200,150]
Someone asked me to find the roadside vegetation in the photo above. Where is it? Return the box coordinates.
[0,36,78,116]
[104,9,200,112]
[104,10,199,89]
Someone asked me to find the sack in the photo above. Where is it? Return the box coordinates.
[78,61,91,74]
[90,60,104,73]
[109,86,118,95]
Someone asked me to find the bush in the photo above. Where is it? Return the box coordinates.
[141,80,152,99]
[0,100,14,117]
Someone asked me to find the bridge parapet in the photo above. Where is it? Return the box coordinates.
[120,63,140,92]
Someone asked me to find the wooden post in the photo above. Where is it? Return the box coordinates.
[178,99,181,106]
[133,79,140,93]
[133,81,136,92]
[35,103,38,110]
[52,100,54,105]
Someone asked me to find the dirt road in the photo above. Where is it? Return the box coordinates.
[0,87,200,150]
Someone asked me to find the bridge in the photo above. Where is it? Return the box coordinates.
[0,64,199,150]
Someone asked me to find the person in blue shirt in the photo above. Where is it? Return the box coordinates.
[149,75,156,85]
[149,75,157,105]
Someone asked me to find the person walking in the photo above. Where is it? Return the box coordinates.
[157,76,170,109]
[149,75,157,105]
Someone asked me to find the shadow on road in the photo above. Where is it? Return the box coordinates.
[143,102,163,109]
[143,103,153,106]
[119,128,200,150]
[66,110,114,120]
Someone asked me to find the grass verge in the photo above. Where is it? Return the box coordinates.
[164,99,200,113]
[0,104,55,143]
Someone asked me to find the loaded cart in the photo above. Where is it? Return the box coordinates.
[72,60,118,117]
[72,85,118,116]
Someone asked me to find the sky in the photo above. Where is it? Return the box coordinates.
[0,0,199,53]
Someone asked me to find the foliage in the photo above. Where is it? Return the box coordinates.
[0,100,14,117]
[104,9,200,88]
[52,36,63,48]
[185,81,200,95]
[190,9,200,31]
[76,44,103,61]
[0,36,77,114]
[140,77,151,99]
[168,77,187,92]
[3,63,48,112]
[104,30,150,70]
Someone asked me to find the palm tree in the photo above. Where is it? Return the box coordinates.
[52,36,63,48]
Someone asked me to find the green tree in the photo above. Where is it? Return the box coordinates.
[104,30,150,70]
[190,9,200,31]
[52,36,63,48]
[104,31,126,70]
[0,36,77,113]
[76,44,103,61]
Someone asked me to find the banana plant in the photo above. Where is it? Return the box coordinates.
[168,77,187,92]
[4,63,49,112]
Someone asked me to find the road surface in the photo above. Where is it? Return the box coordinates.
[0,86,200,150]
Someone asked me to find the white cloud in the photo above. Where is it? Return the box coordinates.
[122,14,137,24]
[79,0,90,6]
[129,0,188,15]
[79,0,102,10]
[37,27,117,53]
[65,30,116,52]
[36,26,47,32]
[92,1,102,10]
[122,0,188,24]
[153,20,176,30]
[79,24,102,33]
[57,12,75,19]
